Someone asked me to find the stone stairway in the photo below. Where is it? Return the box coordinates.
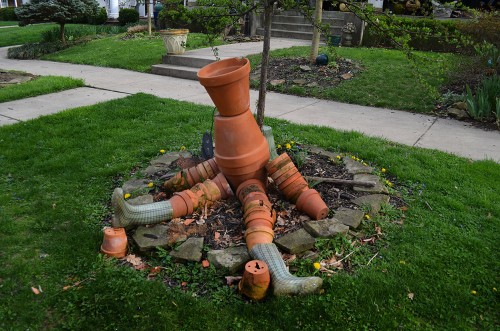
[256,10,350,41]
[151,55,215,80]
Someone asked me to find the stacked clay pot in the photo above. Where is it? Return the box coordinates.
[163,158,219,193]
[101,227,128,258]
[238,260,271,301]
[266,153,329,220]
[170,173,233,218]
[237,179,275,250]
[198,58,270,191]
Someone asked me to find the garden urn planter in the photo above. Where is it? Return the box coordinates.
[160,29,189,55]
[197,57,251,117]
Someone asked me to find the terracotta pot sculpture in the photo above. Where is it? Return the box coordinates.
[214,111,270,190]
[163,158,220,193]
[101,227,128,258]
[238,260,271,301]
[197,57,250,117]
[295,188,329,220]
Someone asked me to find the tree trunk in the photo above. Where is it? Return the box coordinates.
[309,0,323,63]
[60,23,65,44]
[256,0,273,130]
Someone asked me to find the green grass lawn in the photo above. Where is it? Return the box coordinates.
[0,94,498,330]
[249,46,460,113]
[0,74,84,103]
[0,23,60,47]
[0,21,19,27]
[42,33,224,73]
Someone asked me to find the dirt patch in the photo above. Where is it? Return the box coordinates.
[0,70,36,85]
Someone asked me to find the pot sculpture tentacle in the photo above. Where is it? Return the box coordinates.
[250,243,323,296]
[163,157,220,193]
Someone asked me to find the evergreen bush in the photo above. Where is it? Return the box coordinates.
[118,8,139,26]
[0,7,18,21]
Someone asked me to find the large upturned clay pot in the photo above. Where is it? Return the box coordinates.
[214,111,270,190]
[238,260,270,301]
[101,227,128,258]
[197,57,250,117]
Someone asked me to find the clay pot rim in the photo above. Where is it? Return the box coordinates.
[236,179,267,200]
[197,57,250,87]
[274,170,302,187]
[270,162,298,182]
[295,188,329,220]
[245,226,275,236]
[212,173,234,199]
[266,153,291,174]
[160,29,189,35]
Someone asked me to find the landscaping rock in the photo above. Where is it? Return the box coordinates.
[303,218,350,238]
[275,228,316,254]
[145,151,191,176]
[452,101,467,111]
[341,73,353,80]
[352,194,390,215]
[344,157,373,174]
[333,207,365,229]
[128,194,154,205]
[270,79,286,86]
[299,65,312,71]
[133,225,185,251]
[292,79,307,85]
[353,174,388,194]
[447,107,469,120]
[122,179,150,194]
[304,146,341,160]
[170,237,204,262]
[207,246,250,274]
[306,82,319,87]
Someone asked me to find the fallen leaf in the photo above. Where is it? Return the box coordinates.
[408,292,415,300]
[31,287,40,295]
[214,231,220,241]
[149,266,161,274]
[225,276,242,286]
[62,285,71,291]
[184,218,195,226]
[202,260,210,268]
[401,206,408,212]
[125,254,143,266]
[181,281,187,287]
[276,216,286,226]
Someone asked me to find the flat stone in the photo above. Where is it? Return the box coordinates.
[452,101,467,111]
[299,65,311,71]
[303,218,350,238]
[270,79,286,86]
[341,73,353,80]
[133,225,183,251]
[344,157,373,174]
[128,194,154,205]
[150,151,191,167]
[447,107,469,120]
[292,79,307,85]
[352,194,390,215]
[170,237,204,262]
[304,146,341,160]
[353,174,388,194]
[306,82,319,87]
[333,207,365,229]
[275,228,316,254]
[207,246,250,274]
[122,179,150,194]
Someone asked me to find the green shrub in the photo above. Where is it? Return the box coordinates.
[7,41,73,59]
[456,14,500,49]
[89,7,108,25]
[118,8,139,26]
[465,75,500,120]
[41,25,126,43]
[0,7,18,21]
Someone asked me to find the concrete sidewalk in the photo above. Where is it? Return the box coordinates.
[0,41,499,162]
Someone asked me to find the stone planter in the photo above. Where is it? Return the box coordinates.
[160,29,189,55]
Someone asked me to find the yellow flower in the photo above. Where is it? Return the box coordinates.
[399,260,406,265]
[363,162,368,166]
[277,144,282,149]
[180,146,186,151]
[364,214,371,220]
[336,155,341,160]
[285,143,291,150]
[493,287,497,292]
[351,156,356,160]
[471,290,477,295]
[385,180,393,187]
[290,140,295,145]
[381,168,387,173]
[124,193,131,199]
[147,182,154,188]
[160,149,165,154]
[313,262,321,270]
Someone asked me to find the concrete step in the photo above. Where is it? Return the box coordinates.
[272,22,343,33]
[161,55,215,68]
[151,64,199,80]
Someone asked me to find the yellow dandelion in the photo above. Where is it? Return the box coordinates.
[471,290,477,295]
[124,193,131,199]
[336,155,341,160]
[351,156,356,160]
[385,180,393,187]
[381,168,387,173]
[277,144,282,149]
[363,162,368,166]
[290,140,295,145]
[364,214,371,220]
[160,149,165,154]
[180,146,186,151]
[313,262,321,270]
[147,182,154,188]
[285,143,291,150]
[399,260,406,265]
[493,288,497,292]
[355,157,360,161]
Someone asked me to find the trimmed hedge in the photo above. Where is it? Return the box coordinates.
[118,8,139,26]
[0,7,17,21]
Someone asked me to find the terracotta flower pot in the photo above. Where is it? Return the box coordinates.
[211,173,233,200]
[270,161,298,183]
[245,226,274,250]
[236,179,266,202]
[163,158,220,193]
[274,170,302,188]
[241,194,272,212]
[266,153,292,175]
[244,209,276,229]
[238,260,270,301]
[101,227,127,258]
[170,192,191,218]
[197,57,250,117]
[281,181,309,203]
[295,188,329,220]
[202,179,223,202]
